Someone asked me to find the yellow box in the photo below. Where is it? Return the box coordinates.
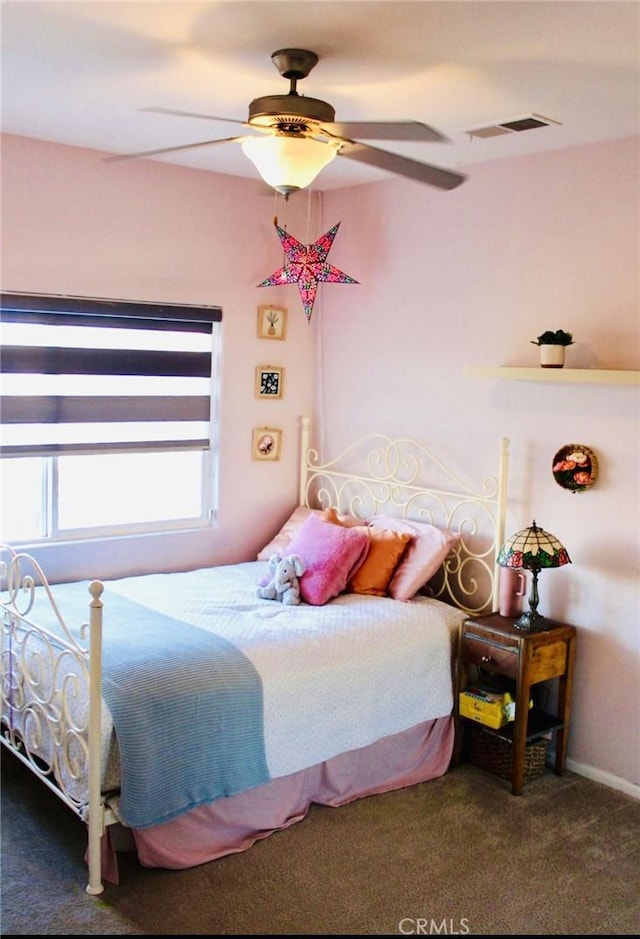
[459,688,515,730]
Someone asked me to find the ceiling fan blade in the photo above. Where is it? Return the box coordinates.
[141,106,248,127]
[337,141,466,191]
[321,121,446,143]
[104,136,248,164]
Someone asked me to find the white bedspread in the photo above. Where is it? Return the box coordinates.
[106,561,464,780]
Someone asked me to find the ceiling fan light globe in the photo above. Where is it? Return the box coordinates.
[240,135,337,193]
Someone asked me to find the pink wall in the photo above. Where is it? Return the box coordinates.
[320,136,639,793]
[1,134,316,577]
[1,132,638,793]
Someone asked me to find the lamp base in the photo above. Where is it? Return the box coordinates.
[514,610,546,632]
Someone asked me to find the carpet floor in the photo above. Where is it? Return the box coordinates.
[1,751,639,935]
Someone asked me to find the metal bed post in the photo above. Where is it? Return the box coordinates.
[298,415,311,504]
[85,580,105,895]
[493,436,510,612]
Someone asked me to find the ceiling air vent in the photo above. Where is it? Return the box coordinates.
[464,113,562,140]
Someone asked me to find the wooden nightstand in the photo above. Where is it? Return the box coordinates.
[457,612,577,795]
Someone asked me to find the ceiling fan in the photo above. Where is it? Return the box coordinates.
[106,48,466,197]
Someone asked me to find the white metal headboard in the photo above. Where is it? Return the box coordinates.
[298,416,509,615]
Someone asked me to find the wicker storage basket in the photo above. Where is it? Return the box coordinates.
[469,726,548,782]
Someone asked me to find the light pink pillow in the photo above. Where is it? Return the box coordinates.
[257,506,315,560]
[366,516,462,601]
[285,513,370,606]
[257,506,364,560]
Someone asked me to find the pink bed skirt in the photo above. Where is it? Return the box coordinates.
[101,715,453,882]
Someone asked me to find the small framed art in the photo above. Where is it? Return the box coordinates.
[255,365,284,399]
[252,427,282,461]
[257,305,287,340]
[552,443,598,493]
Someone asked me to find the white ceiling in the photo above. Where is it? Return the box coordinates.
[1,1,639,192]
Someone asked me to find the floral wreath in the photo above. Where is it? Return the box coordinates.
[552,445,598,493]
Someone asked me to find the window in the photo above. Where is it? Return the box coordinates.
[0,293,222,543]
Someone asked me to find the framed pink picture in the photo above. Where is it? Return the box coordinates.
[252,427,282,461]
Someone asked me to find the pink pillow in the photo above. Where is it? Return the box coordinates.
[285,513,370,606]
[366,516,462,601]
[257,505,364,560]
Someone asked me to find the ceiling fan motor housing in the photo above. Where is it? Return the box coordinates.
[250,49,335,131]
[248,94,335,130]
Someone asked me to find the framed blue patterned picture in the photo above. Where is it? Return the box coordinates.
[255,365,284,399]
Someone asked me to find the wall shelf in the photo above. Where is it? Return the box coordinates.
[463,367,640,385]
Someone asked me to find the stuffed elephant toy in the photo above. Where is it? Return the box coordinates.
[257,553,305,606]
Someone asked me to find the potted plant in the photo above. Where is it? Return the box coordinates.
[530,329,574,368]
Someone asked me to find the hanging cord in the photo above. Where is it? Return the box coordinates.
[306,187,313,244]
[273,190,289,266]
[311,189,327,458]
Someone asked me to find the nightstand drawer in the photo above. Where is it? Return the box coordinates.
[527,640,568,682]
[463,637,518,678]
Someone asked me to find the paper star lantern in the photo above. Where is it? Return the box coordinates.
[258,222,358,323]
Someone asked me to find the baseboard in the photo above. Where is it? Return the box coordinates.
[566,757,640,801]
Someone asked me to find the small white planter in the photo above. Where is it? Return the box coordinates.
[539,345,566,368]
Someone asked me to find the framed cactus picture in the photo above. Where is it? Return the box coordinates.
[257,305,287,340]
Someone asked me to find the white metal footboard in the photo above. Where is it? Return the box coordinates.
[0,545,106,895]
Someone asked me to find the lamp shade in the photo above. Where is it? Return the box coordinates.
[241,134,339,197]
[497,520,571,572]
[496,520,571,631]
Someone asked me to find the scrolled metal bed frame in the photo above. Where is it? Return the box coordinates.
[1,417,509,895]
[298,417,509,615]
[0,553,108,894]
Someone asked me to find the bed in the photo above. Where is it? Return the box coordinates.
[0,417,509,895]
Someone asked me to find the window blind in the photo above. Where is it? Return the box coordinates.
[0,293,222,458]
